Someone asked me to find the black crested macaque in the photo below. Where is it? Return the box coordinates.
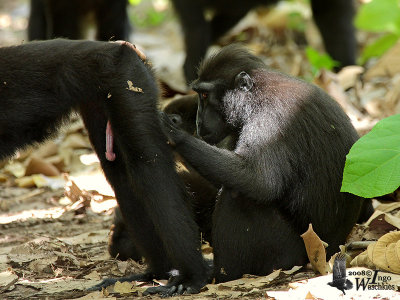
[109,100,217,261]
[161,45,373,282]
[171,0,356,83]
[162,94,200,135]
[28,0,130,41]
[0,39,209,296]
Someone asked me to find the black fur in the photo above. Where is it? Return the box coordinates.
[162,45,372,282]
[0,39,208,296]
[108,206,142,261]
[171,0,356,83]
[109,163,217,261]
[28,0,130,41]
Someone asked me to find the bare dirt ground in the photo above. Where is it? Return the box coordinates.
[1,1,400,299]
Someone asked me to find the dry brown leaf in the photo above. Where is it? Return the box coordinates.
[64,178,85,202]
[213,269,281,291]
[19,277,99,293]
[365,211,400,230]
[58,147,73,167]
[25,156,60,176]
[313,70,364,120]
[113,281,141,294]
[58,230,109,246]
[355,231,400,272]
[301,224,329,275]
[350,249,375,269]
[4,161,25,178]
[14,176,35,188]
[64,177,93,208]
[328,252,339,271]
[74,291,116,300]
[396,240,400,270]
[31,174,50,188]
[386,243,400,273]
[304,291,316,299]
[0,199,10,211]
[61,133,90,149]
[367,242,375,264]
[365,41,400,79]
[29,256,57,274]
[364,95,389,118]
[15,174,61,189]
[202,283,243,298]
[369,231,400,273]
[64,118,85,134]
[0,173,7,182]
[53,251,80,267]
[9,243,48,263]
[83,271,101,280]
[0,270,18,292]
[282,265,302,275]
[32,141,59,158]
[337,65,364,90]
[201,241,214,260]
[126,80,143,93]
[385,75,400,115]
[376,202,400,214]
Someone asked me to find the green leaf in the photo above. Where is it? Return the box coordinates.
[355,0,400,34]
[358,33,399,64]
[129,0,142,6]
[288,12,306,32]
[305,47,339,76]
[130,5,168,27]
[341,114,400,198]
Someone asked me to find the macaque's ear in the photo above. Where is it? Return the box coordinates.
[234,71,253,92]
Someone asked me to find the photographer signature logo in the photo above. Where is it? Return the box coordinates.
[328,254,353,294]
[327,254,396,293]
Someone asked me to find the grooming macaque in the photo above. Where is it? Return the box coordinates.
[162,45,372,282]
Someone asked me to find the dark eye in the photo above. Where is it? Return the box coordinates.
[200,92,208,100]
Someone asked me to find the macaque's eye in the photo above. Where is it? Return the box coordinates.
[200,92,208,100]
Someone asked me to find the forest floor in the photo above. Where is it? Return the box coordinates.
[0,0,400,299]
